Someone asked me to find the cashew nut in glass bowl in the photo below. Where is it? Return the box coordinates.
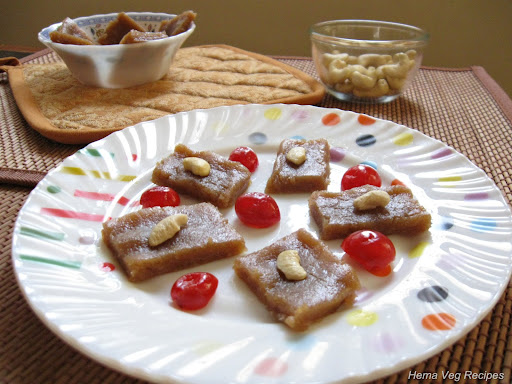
[311,20,429,103]
[321,50,418,98]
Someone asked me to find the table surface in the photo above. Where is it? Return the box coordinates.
[1,48,512,384]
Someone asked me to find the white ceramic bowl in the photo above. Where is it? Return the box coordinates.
[38,12,195,88]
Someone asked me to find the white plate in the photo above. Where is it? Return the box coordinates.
[12,104,512,384]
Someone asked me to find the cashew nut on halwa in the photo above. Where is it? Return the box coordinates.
[183,157,210,177]
[320,49,418,98]
[277,250,307,281]
[149,214,188,246]
[286,146,307,166]
[353,190,391,210]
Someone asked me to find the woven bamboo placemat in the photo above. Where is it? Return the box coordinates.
[1,49,512,384]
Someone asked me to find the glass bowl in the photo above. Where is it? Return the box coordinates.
[310,20,429,103]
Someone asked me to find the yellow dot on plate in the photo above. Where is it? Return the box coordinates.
[212,121,229,134]
[393,132,414,146]
[193,340,224,356]
[346,309,378,327]
[438,175,463,188]
[439,176,462,182]
[409,241,430,258]
[264,107,282,120]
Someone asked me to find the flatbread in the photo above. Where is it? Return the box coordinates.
[0,45,325,144]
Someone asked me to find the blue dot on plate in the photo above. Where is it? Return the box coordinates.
[287,333,317,350]
[356,134,377,147]
[290,135,306,140]
[249,132,268,145]
[440,217,454,231]
[417,286,449,302]
[470,218,497,233]
[360,160,378,170]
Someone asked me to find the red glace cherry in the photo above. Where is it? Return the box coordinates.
[341,164,382,190]
[342,230,395,276]
[235,192,280,228]
[171,272,219,310]
[140,186,180,208]
[229,146,259,173]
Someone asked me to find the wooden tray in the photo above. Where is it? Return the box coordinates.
[0,45,325,144]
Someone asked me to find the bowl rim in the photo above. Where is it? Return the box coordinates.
[310,19,429,47]
[38,11,196,49]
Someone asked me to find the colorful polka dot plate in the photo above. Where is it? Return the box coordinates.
[12,104,512,384]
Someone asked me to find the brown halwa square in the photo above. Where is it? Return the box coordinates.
[233,228,360,331]
[152,144,251,208]
[102,203,246,282]
[309,184,432,240]
[265,138,330,194]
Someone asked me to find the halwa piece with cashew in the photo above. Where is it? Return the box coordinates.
[309,184,431,240]
[233,228,360,331]
[265,138,330,194]
[152,144,251,208]
[102,203,246,282]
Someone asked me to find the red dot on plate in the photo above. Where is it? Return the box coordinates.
[101,262,116,272]
[254,357,288,377]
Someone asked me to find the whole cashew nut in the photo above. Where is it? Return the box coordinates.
[322,52,349,68]
[351,69,378,90]
[286,146,306,166]
[386,75,407,90]
[183,157,210,177]
[277,250,307,281]
[353,190,391,210]
[149,213,188,247]
[353,78,390,98]
[380,52,415,78]
[358,53,392,67]
[327,61,353,84]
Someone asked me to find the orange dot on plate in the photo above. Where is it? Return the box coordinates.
[322,113,341,126]
[370,264,392,277]
[357,114,376,125]
[391,179,406,186]
[421,313,456,331]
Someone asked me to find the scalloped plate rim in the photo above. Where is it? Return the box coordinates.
[11,103,512,384]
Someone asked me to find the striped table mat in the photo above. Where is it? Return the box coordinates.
[1,49,511,384]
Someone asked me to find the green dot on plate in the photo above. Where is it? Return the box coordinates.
[47,185,61,194]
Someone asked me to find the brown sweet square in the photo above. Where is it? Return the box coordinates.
[265,138,330,194]
[233,228,360,331]
[309,184,432,240]
[152,144,252,208]
[102,203,246,282]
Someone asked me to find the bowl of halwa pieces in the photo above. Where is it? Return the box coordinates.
[38,11,196,88]
[310,19,429,103]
